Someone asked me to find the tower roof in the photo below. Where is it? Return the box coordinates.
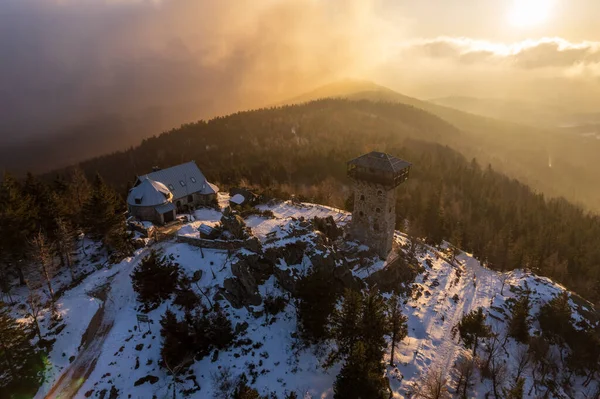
[347,151,412,173]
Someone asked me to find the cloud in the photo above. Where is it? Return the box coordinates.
[0,0,398,144]
[403,37,600,71]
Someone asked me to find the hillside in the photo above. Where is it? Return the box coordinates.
[5,195,598,398]
[282,82,600,213]
[429,96,576,128]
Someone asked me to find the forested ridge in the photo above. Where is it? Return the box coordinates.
[13,98,600,303]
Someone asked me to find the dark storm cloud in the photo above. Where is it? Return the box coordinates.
[0,0,389,144]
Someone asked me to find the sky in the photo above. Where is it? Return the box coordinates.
[0,0,598,145]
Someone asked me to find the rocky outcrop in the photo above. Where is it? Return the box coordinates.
[312,215,343,240]
[220,211,250,240]
[265,241,308,266]
[367,255,420,295]
[221,254,275,308]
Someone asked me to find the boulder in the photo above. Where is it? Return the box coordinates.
[274,267,296,293]
[312,216,343,240]
[222,277,261,309]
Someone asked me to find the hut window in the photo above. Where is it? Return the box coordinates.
[134,198,141,205]
[360,195,365,201]
[176,201,181,208]
[187,195,193,202]
[179,180,186,187]
[190,177,197,183]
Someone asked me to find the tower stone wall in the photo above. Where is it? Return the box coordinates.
[350,180,397,258]
[347,151,411,259]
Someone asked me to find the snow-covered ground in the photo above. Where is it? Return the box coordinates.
[13,195,598,398]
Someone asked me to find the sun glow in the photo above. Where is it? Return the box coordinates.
[508,0,554,28]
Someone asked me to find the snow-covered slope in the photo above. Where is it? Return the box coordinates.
[15,195,599,398]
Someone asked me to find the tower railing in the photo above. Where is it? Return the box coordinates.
[347,168,410,188]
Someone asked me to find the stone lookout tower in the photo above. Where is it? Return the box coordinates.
[347,151,412,258]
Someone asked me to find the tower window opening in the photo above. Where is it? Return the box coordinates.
[360,195,365,201]
[374,221,379,231]
[389,207,392,213]
[359,211,364,217]
[377,190,383,196]
[376,207,381,213]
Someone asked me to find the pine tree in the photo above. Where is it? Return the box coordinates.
[508,294,530,343]
[456,307,492,356]
[295,266,340,344]
[388,294,408,366]
[131,250,180,311]
[333,342,389,399]
[537,292,574,345]
[0,304,44,397]
[55,218,76,281]
[327,289,362,365]
[159,309,192,370]
[0,174,38,285]
[83,174,125,253]
[66,166,91,224]
[361,288,389,366]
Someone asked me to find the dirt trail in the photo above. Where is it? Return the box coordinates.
[43,250,147,399]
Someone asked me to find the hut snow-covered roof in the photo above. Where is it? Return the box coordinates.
[138,161,218,200]
[127,178,172,207]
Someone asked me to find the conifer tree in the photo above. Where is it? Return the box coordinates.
[537,292,574,345]
[388,294,408,366]
[295,266,340,344]
[0,174,38,285]
[83,173,125,253]
[508,294,530,343]
[0,304,44,397]
[55,218,76,281]
[66,166,91,223]
[327,289,362,365]
[456,307,492,356]
[131,250,180,311]
[333,342,389,399]
[361,288,389,366]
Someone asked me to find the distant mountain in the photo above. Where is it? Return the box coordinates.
[430,96,564,127]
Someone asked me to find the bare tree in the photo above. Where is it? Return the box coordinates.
[498,273,510,296]
[454,354,475,399]
[55,218,76,281]
[24,280,44,341]
[489,351,508,399]
[211,366,237,399]
[164,354,194,399]
[482,333,503,377]
[29,230,55,301]
[513,345,531,383]
[412,367,451,399]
